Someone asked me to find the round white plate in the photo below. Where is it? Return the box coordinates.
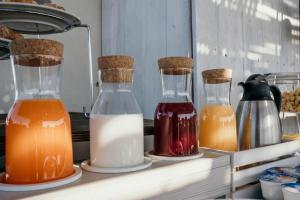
[0,37,10,60]
[81,157,152,174]
[0,2,81,34]
[146,151,204,161]
[0,166,82,192]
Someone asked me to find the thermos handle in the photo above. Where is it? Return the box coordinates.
[270,85,281,112]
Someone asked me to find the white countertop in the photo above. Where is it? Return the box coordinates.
[0,152,230,200]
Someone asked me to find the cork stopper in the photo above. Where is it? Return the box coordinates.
[9,39,63,67]
[202,68,232,84]
[98,55,134,83]
[158,56,193,75]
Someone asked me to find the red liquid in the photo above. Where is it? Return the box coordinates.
[154,102,198,156]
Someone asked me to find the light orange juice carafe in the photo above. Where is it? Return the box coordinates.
[199,68,237,151]
[4,39,74,184]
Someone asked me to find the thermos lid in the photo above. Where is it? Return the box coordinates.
[202,68,232,84]
[9,39,63,67]
[240,74,272,101]
[158,56,193,75]
[239,80,273,101]
[98,55,134,83]
[239,74,282,111]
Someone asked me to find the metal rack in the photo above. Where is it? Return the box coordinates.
[267,72,300,134]
[0,2,94,111]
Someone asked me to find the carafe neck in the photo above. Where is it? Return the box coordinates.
[203,79,232,105]
[9,39,64,101]
[101,82,133,93]
[161,73,192,102]
[91,82,141,115]
[12,64,62,100]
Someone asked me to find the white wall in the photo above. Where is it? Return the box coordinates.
[102,0,192,119]
[193,0,300,110]
[0,0,101,113]
[102,0,300,119]
[0,0,299,118]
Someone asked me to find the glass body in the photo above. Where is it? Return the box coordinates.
[5,55,73,184]
[154,69,198,156]
[90,69,144,168]
[267,73,300,134]
[199,78,237,151]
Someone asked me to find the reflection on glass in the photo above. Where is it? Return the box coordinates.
[5,99,73,184]
[200,104,237,151]
[154,102,198,156]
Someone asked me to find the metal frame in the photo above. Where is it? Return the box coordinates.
[75,24,94,117]
[0,3,81,34]
[0,3,95,115]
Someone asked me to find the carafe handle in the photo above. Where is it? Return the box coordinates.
[270,85,281,112]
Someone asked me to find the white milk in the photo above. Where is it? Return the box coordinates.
[90,114,144,168]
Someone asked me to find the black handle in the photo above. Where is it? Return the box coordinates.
[270,85,281,112]
[238,82,245,87]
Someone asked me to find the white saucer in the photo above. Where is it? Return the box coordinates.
[81,157,152,174]
[146,151,204,161]
[0,166,82,192]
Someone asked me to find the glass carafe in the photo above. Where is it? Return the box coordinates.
[90,55,144,168]
[5,39,73,184]
[154,57,198,156]
[266,73,300,135]
[199,68,237,151]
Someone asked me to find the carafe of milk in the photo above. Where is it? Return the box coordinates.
[90,55,144,168]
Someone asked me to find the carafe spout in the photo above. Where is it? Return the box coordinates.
[238,82,245,88]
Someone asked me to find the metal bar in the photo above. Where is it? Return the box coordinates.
[0,7,81,34]
[75,24,94,116]
[37,29,42,97]
[296,113,300,133]
[0,8,65,20]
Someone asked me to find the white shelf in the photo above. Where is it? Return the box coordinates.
[0,152,230,200]
[201,140,300,199]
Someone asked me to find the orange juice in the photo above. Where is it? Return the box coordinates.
[5,99,73,184]
[199,104,237,151]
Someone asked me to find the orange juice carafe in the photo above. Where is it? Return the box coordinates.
[199,68,237,151]
[4,39,74,184]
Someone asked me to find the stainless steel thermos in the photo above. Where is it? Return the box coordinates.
[237,74,282,150]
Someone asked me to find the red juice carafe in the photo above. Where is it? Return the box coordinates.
[154,57,198,156]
